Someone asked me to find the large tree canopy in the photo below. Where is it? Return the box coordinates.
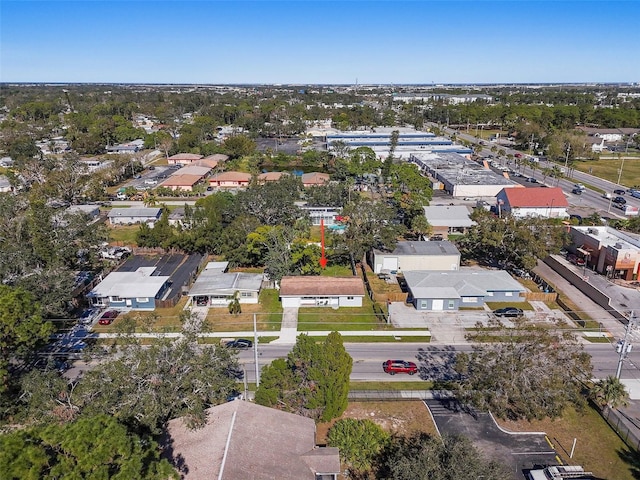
[255,332,352,422]
[456,209,569,270]
[0,285,53,393]
[0,415,177,480]
[455,318,592,421]
[378,433,508,480]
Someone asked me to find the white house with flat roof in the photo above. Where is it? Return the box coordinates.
[88,267,170,310]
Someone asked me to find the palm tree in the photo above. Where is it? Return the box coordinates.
[228,290,241,315]
[591,376,629,409]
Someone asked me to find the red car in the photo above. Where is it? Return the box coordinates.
[98,310,119,325]
[382,360,418,375]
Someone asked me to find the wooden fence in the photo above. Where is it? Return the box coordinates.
[523,291,558,302]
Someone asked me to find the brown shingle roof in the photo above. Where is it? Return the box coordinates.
[301,172,330,185]
[258,171,288,182]
[162,401,339,480]
[280,276,365,296]
[161,174,202,187]
[210,171,252,182]
[503,187,569,208]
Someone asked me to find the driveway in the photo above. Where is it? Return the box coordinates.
[425,399,558,479]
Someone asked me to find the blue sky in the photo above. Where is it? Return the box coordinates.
[2,1,639,84]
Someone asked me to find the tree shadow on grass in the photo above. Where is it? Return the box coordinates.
[618,447,640,479]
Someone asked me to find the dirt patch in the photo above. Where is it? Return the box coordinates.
[317,400,437,445]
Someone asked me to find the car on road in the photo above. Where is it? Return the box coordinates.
[573,183,586,191]
[613,196,626,205]
[525,177,538,183]
[225,339,253,349]
[572,188,582,195]
[631,190,640,199]
[614,189,625,195]
[493,307,524,318]
[602,192,612,199]
[382,360,418,375]
[98,310,119,325]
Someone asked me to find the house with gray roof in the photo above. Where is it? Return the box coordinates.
[0,175,12,193]
[107,207,162,226]
[162,400,340,480]
[188,263,262,306]
[403,268,525,311]
[371,240,461,274]
[422,205,476,237]
[87,267,170,310]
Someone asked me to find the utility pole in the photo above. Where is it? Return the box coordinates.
[616,310,636,380]
[253,314,260,387]
[563,143,571,178]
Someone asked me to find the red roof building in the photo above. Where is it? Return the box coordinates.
[209,171,252,190]
[496,187,569,218]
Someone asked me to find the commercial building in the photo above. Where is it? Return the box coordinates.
[495,187,569,219]
[327,128,473,160]
[107,207,162,226]
[570,226,640,281]
[410,152,518,198]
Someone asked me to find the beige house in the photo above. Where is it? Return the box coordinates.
[279,276,365,308]
[371,240,461,274]
[167,153,204,165]
[258,171,289,183]
[301,172,330,187]
[209,171,252,190]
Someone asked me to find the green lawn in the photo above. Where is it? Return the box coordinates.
[108,225,140,245]
[573,157,640,188]
[297,296,386,331]
[499,404,640,480]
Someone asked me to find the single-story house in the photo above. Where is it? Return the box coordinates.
[160,173,203,191]
[258,171,289,183]
[106,141,142,154]
[0,175,13,193]
[279,276,365,308]
[188,262,262,306]
[371,241,461,274]
[403,268,526,311]
[209,171,252,190]
[495,187,569,219]
[108,207,162,226]
[66,204,101,222]
[202,153,229,164]
[422,205,476,237]
[296,203,342,226]
[87,267,170,310]
[167,153,204,165]
[301,172,330,187]
[162,400,340,480]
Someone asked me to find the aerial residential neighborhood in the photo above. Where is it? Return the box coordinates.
[2,1,640,479]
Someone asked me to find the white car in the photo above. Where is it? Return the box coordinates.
[144,179,158,185]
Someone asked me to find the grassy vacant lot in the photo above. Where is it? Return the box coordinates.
[498,405,640,480]
[108,224,139,245]
[574,157,640,188]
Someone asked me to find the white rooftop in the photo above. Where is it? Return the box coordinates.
[423,205,476,227]
[89,267,169,299]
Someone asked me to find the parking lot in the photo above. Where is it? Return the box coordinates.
[425,399,558,479]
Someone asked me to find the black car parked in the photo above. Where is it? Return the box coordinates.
[225,339,253,349]
[613,196,626,205]
[493,307,524,318]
